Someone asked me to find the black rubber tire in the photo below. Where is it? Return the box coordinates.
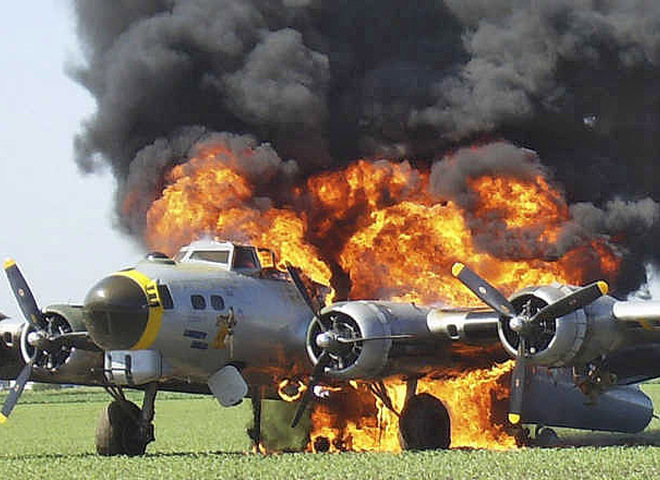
[535,427,561,447]
[399,393,451,450]
[95,400,146,456]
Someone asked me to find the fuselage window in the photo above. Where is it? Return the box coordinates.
[158,284,174,310]
[191,294,206,310]
[211,295,225,311]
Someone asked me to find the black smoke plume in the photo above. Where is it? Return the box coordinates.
[70,1,660,295]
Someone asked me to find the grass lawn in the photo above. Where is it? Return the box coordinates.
[0,385,657,478]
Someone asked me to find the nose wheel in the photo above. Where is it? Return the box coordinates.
[96,382,158,456]
[96,400,147,456]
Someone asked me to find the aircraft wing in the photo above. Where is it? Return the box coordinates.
[292,262,660,429]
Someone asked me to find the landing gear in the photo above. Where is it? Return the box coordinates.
[399,393,451,450]
[247,386,263,453]
[534,425,560,447]
[96,382,158,456]
[368,377,452,451]
[96,400,146,455]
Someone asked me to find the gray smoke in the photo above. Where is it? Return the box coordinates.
[71,0,660,294]
[429,142,546,207]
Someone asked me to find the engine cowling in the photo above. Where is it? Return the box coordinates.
[307,302,394,380]
[22,308,74,370]
[306,300,443,380]
[499,284,619,367]
[0,320,25,379]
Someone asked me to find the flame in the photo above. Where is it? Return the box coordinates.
[145,155,333,292]
[144,141,620,304]
[141,138,623,452]
[278,378,307,402]
[308,362,516,452]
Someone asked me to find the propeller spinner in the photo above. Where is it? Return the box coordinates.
[452,262,607,425]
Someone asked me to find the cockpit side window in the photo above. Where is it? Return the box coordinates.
[233,247,258,269]
[257,248,276,269]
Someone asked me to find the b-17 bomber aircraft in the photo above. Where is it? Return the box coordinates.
[1,240,660,454]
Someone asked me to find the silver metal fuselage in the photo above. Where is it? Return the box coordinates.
[134,259,313,393]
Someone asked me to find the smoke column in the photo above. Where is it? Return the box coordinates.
[70,1,660,294]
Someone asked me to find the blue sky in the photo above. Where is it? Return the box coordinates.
[0,2,141,319]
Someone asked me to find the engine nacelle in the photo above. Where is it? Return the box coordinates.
[0,320,25,379]
[307,301,432,380]
[427,309,500,345]
[26,305,104,384]
[499,284,619,367]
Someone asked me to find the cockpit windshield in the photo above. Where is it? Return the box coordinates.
[189,250,230,264]
[174,240,267,275]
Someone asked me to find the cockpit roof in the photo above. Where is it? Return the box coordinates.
[173,240,264,274]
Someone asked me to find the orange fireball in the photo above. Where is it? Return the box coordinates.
[142,138,622,452]
[145,142,619,303]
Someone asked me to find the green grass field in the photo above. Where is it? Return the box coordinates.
[0,385,659,479]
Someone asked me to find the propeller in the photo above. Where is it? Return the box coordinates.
[4,259,46,330]
[451,263,515,318]
[285,262,321,317]
[1,259,99,422]
[0,358,33,423]
[286,262,327,336]
[452,262,608,425]
[290,351,331,428]
[1,259,43,422]
[286,263,417,427]
[285,263,331,427]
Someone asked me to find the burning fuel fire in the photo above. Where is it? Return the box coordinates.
[307,362,516,452]
[140,138,622,451]
[144,140,619,304]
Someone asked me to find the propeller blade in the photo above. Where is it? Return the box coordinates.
[50,332,102,352]
[286,263,320,311]
[508,338,527,426]
[291,351,330,428]
[4,259,46,329]
[0,361,33,423]
[286,263,327,333]
[530,281,608,325]
[336,334,415,344]
[451,263,515,318]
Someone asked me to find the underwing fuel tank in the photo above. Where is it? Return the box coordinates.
[522,367,653,433]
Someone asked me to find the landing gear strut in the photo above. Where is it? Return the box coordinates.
[96,382,158,456]
[248,386,263,453]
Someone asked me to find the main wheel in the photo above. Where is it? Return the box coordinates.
[534,426,560,447]
[95,400,147,456]
[399,393,451,450]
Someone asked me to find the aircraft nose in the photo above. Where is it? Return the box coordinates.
[83,274,150,350]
